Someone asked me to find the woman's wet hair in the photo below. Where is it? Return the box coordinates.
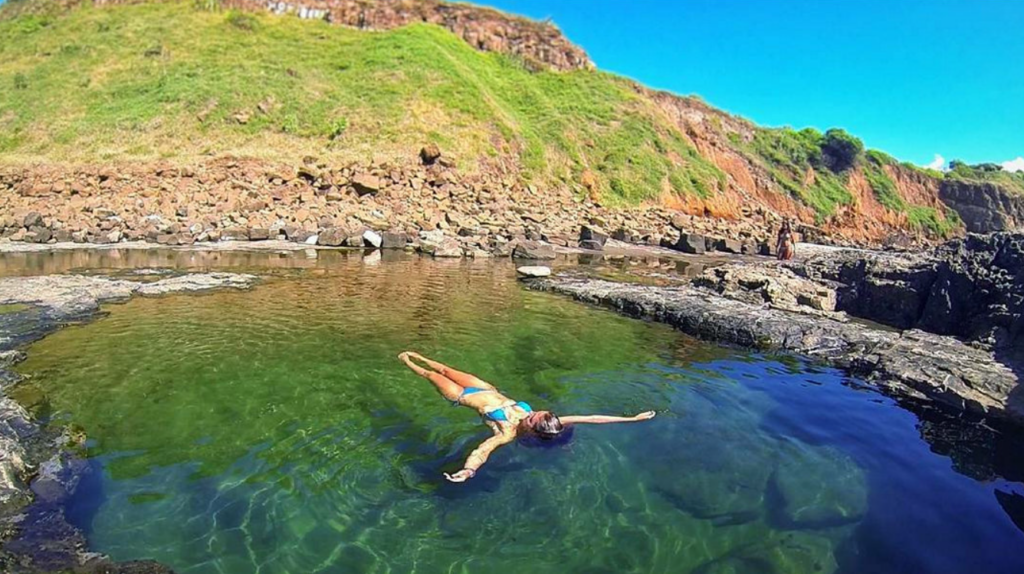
[532,409,565,435]
[518,412,572,448]
[523,411,564,440]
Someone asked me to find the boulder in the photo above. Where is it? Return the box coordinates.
[362,229,383,248]
[155,233,179,246]
[249,228,270,241]
[351,174,381,196]
[759,241,778,257]
[421,237,462,257]
[770,444,867,529]
[611,228,635,243]
[491,239,519,258]
[669,213,688,230]
[420,143,441,165]
[419,229,445,246]
[381,232,409,249]
[579,224,609,249]
[517,266,551,278]
[25,227,52,243]
[714,238,743,254]
[317,227,346,247]
[513,241,556,260]
[674,233,706,254]
[221,227,249,241]
[23,211,43,228]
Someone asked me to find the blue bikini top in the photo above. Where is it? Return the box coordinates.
[457,387,532,423]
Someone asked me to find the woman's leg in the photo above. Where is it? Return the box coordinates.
[406,352,496,390]
[399,352,463,401]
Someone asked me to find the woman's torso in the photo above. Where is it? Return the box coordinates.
[458,388,531,426]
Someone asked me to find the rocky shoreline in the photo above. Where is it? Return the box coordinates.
[524,232,1023,424]
[0,272,257,573]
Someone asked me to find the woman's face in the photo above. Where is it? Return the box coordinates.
[523,410,547,429]
[523,410,559,433]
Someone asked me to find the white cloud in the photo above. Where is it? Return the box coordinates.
[1001,157,1024,173]
[925,154,946,171]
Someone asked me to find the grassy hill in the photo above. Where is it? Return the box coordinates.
[0,1,726,205]
[0,0,960,236]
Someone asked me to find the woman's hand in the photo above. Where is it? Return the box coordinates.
[633,410,656,421]
[444,469,475,483]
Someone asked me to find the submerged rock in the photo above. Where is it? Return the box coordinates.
[770,444,867,529]
[694,531,838,574]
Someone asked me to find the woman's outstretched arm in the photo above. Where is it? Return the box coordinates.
[445,430,516,483]
[559,411,657,425]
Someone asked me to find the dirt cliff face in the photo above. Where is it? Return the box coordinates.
[639,85,963,245]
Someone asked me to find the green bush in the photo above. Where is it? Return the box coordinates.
[820,128,864,173]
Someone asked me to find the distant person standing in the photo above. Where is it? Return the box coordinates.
[777,220,795,260]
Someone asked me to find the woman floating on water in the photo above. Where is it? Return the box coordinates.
[399,351,656,482]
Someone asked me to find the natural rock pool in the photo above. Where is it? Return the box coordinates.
[7,250,1024,573]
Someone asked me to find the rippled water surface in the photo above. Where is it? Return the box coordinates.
[10,250,1024,573]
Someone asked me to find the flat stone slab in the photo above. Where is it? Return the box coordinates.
[0,273,257,316]
[517,266,551,278]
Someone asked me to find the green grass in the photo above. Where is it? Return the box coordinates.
[0,1,725,205]
[947,161,1024,196]
[742,127,854,221]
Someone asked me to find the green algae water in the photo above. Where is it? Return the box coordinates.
[10,252,1024,573]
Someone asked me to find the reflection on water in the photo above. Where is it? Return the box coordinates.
[6,251,1024,573]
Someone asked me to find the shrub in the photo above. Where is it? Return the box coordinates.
[13,73,28,90]
[820,128,864,173]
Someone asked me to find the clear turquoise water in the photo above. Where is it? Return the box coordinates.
[11,252,1024,573]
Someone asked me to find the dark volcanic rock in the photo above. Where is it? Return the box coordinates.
[939,179,1024,233]
[674,233,706,254]
[524,275,1020,423]
[792,233,1024,349]
[714,238,742,254]
[579,225,609,249]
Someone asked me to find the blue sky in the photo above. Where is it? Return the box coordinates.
[474,0,1023,169]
